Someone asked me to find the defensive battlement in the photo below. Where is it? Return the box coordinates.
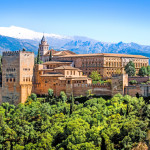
[3,51,20,56]
[73,82,111,88]
[3,51,34,56]
[91,83,111,87]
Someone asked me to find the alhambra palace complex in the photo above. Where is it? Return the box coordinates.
[0,36,150,104]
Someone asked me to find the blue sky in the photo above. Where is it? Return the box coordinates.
[0,0,150,45]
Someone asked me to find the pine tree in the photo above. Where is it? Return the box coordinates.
[49,51,52,61]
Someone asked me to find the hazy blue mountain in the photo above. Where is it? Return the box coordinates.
[0,26,150,59]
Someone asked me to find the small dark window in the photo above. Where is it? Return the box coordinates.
[6,78,8,82]
[68,80,70,84]
[10,78,12,82]
[13,78,15,82]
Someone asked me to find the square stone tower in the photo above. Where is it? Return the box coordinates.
[1,51,34,105]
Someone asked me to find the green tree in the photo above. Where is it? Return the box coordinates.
[139,66,147,77]
[147,65,150,76]
[0,94,149,150]
[37,48,40,64]
[48,89,53,97]
[90,71,101,81]
[34,57,37,65]
[49,51,52,61]
[22,48,26,51]
[46,89,54,103]
[36,48,43,65]
[70,94,74,115]
[0,55,2,74]
[60,91,67,103]
[125,61,136,76]
[30,93,37,101]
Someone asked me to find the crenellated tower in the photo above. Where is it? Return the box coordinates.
[1,51,34,105]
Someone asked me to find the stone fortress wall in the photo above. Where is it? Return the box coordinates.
[0,35,149,105]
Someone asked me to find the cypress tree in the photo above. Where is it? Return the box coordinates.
[37,48,40,64]
[70,94,74,115]
[22,48,26,51]
[49,51,52,61]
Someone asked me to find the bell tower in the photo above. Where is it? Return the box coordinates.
[39,35,49,56]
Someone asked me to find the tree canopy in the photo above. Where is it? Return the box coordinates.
[147,66,150,76]
[90,71,101,81]
[125,61,136,76]
[0,92,149,149]
[139,66,147,77]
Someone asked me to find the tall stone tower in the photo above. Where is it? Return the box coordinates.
[39,35,49,61]
[1,51,34,105]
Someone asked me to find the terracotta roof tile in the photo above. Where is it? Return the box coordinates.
[58,53,148,59]
[54,66,79,70]
[40,74,64,77]
[44,49,76,56]
[43,61,72,65]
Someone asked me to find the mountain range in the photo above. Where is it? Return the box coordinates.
[0,26,150,59]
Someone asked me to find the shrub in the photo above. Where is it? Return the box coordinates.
[129,80,137,85]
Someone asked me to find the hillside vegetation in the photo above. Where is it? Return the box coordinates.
[0,93,150,150]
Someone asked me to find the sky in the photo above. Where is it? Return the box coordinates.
[0,0,150,45]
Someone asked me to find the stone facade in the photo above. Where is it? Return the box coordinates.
[0,49,135,105]
[1,51,34,104]
[54,53,149,78]
[32,62,92,97]
[125,84,150,97]
[32,61,128,97]
[0,35,149,105]
[39,36,149,79]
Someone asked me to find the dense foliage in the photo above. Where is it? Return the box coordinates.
[90,71,101,81]
[125,61,136,76]
[0,93,150,150]
[147,66,150,76]
[138,66,147,77]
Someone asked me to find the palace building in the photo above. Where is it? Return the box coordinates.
[40,36,149,78]
[0,36,149,105]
